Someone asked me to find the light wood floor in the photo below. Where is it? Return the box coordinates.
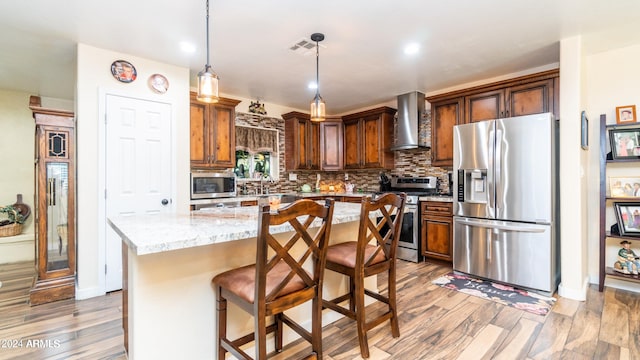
[0,260,638,360]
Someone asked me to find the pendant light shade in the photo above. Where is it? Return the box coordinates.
[196,0,219,103]
[197,65,219,103]
[310,33,326,122]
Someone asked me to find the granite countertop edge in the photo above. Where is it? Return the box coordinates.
[109,202,365,256]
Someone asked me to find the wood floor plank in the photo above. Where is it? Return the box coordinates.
[456,323,505,360]
[551,294,580,317]
[599,301,629,347]
[594,340,622,360]
[492,317,542,360]
[563,300,602,357]
[526,311,573,359]
[491,305,524,330]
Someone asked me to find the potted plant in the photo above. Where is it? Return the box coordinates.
[0,204,25,237]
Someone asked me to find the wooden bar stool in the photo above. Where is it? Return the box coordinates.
[212,199,335,360]
[322,193,406,358]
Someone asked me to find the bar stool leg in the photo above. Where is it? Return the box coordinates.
[275,313,283,352]
[255,310,268,359]
[389,266,400,338]
[216,290,227,360]
[354,275,369,358]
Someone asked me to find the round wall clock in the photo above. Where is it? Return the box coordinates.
[111,60,137,83]
[148,74,169,94]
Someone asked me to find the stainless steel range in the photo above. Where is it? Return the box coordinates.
[379,176,438,263]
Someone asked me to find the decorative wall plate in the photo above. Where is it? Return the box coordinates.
[111,60,137,83]
[148,74,169,94]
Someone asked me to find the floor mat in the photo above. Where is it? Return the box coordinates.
[432,272,556,316]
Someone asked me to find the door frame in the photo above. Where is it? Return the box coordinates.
[97,88,177,295]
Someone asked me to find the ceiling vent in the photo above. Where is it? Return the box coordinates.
[289,38,325,56]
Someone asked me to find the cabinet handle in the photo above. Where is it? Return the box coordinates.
[505,110,509,117]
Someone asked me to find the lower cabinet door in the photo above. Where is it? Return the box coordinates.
[422,215,453,262]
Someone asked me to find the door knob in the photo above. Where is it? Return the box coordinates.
[161,199,169,206]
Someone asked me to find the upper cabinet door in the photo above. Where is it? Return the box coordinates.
[430,97,464,167]
[343,118,360,169]
[189,100,209,168]
[362,114,383,168]
[465,89,505,123]
[505,78,554,118]
[210,103,236,168]
[320,119,343,171]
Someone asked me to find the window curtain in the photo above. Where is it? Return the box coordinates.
[235,126,278,153]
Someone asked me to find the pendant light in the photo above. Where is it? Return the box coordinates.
[310,33,326,122]
[196,0,219,103]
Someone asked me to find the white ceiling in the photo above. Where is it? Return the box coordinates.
[2,0,640,114]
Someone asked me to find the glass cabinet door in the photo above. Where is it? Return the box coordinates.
[46,162,69,272]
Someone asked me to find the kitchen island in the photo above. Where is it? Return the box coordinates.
[108,201,375,359]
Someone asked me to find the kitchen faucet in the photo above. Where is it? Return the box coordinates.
[260,174,274,195]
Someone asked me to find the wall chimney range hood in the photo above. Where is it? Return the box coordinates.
[391,91,428,150]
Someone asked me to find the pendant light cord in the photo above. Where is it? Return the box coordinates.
[205,0,210,67]
[315,39,320,97]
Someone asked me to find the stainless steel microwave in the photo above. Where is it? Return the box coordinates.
[190,172,237,199]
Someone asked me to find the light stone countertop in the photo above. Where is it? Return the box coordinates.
[108,201,365,256]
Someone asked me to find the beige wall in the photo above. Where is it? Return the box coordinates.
[75,43,190,299]
[0,90,35,236]
[0,90,36,264]
[585,42,640,292]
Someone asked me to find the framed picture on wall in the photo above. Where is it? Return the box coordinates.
[616,105,637,124]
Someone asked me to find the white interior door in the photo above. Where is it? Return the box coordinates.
[105,94,172,292]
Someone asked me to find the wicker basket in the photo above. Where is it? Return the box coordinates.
[0,223,23,237]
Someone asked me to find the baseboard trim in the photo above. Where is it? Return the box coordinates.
[557,276,588,301]
[75,285,104,300]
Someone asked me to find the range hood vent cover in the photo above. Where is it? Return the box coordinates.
[391,91,428,150]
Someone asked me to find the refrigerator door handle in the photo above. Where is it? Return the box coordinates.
[488,128,495,211]
[457,218,546,233]
[494,128,503,214]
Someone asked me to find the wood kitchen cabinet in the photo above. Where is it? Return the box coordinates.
[319,118,344,171]
[421,201,453,262]
[283,112,320,170]
[427,69,559,167]
[466,78,555,122]
[190,92,241,169]
[430,97,464,167]
[342,106,395,170]
[29,98,77,305]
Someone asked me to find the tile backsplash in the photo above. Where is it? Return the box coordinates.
[233,111,450,195]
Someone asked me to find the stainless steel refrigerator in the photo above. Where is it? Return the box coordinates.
[452,113,559,295]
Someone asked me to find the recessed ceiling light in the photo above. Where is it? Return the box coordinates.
[308,82,318,90]
[180,42,196,54]
[404,43,420,55]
